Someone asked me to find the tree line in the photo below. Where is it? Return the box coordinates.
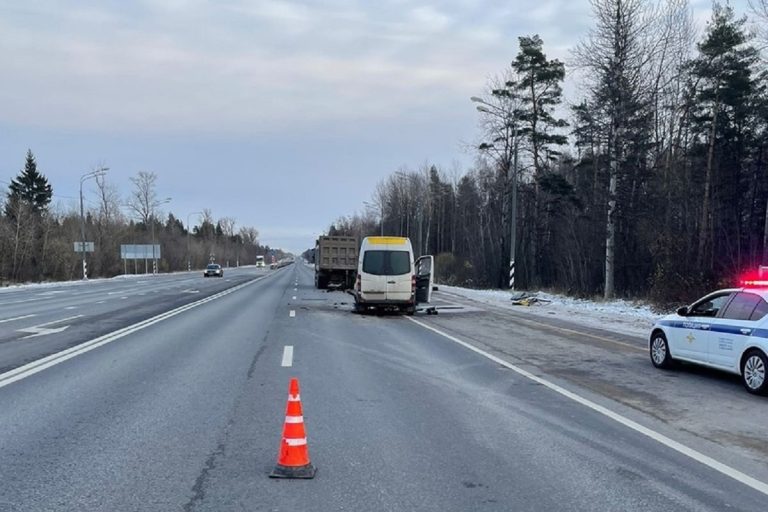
[327,1,768,304]
[0,151,286,284]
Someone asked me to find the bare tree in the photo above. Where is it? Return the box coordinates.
[239,226,259,246]
[126,171,157,226]
[94,166,121,225]
[749,0,768,53]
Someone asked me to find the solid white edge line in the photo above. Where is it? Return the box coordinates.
[406,316,768,497]
[0,273,274,390]
[281,345,294,367]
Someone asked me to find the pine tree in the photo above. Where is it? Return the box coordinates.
[5,149,53,217]
[688,4,760,270]
[512,35,568,177]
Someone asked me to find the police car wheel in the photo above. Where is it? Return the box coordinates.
[741,350,768,395]
[650,332,673,369]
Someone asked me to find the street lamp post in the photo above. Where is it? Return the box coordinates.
[79,167,108,280]
[187,211,203,272]
[150,197,172,275]
[471,95,519,290]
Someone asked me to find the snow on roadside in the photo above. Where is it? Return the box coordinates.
[438,285,664,338]
[0,274,141,294]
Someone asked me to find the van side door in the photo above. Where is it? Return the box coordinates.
[415,255,434,304]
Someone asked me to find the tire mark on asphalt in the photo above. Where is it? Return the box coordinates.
[247,342,268,380]
[182,439,227,512]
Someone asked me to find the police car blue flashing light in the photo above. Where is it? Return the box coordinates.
[649,284,768,395]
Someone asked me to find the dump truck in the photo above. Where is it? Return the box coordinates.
[314,235,358,289]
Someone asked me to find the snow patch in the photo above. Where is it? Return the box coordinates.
[439,285,663,338]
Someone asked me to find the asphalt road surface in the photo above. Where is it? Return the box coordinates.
[1,263,766,511]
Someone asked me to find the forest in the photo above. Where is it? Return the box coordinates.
[0,154,284,285]
[326,1,768,304]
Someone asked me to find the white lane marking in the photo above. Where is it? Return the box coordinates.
[121,297,128,300]
[289,310,296,318]
[0,298,39,306]
[0,314,36,324]
[17,314,84,339]
[292,296,297,300]
[23,314,83,328]
[406,317,768,497]
[294,288,297,291]
[281,345,294,367]
[64,306,77,310]
[96,301,105,304]
[0,274,274,390]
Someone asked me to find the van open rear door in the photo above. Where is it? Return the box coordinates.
[414,255,434,304]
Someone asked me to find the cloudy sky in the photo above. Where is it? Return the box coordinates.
[0,0,751,253]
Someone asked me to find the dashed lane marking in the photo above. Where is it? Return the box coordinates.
[289,310,296,318]
[281,346,294,367]
[0,314,36,324]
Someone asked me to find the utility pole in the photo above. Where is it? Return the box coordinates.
[471,95,519,290]
[150,197,171,275]
[79,167,108,280]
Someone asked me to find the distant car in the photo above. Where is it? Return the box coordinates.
[649,285,768,394]
[204,264,223,277]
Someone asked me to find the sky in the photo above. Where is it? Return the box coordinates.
[0,0,753,253]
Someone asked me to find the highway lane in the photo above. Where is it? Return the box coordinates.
[0,263,766,510]
[0,267,270,374]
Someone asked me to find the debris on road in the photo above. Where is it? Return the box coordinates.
[509,292,551,306]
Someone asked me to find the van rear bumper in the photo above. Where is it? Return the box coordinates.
[355,294,414,306]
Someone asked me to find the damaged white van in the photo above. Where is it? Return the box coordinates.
[353,236,433,315]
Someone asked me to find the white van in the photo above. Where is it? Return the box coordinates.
[353,236,433,314]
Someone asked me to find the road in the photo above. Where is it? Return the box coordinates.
[0,263,766,511]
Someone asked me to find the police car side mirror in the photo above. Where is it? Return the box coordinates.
[676,306,689,317]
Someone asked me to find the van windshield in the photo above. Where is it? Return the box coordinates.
[363,250,411,276]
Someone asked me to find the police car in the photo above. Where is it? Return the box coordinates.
[649,278,768,395]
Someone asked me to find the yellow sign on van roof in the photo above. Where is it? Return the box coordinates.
[367,236,407,245]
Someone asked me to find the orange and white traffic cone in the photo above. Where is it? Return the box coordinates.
[269,378,317,479]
